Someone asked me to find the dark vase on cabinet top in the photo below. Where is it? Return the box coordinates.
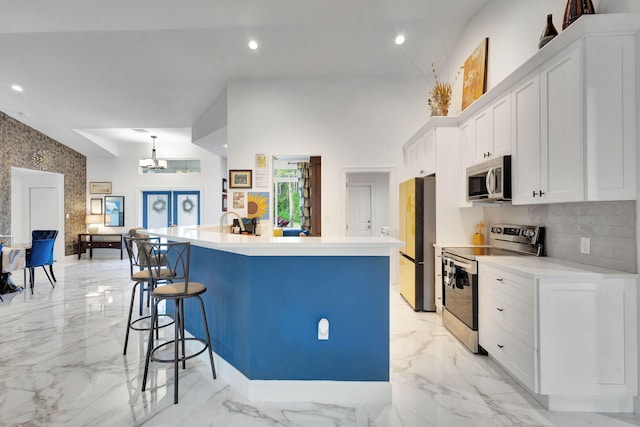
[562,0,595,30]
[539,14,558,49]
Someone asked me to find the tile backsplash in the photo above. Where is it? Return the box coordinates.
[483,201,636,273]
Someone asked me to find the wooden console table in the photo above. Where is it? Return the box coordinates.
[77,233,123,260]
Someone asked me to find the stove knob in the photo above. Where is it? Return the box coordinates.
[524,229,535,238]
[493,227,502,234]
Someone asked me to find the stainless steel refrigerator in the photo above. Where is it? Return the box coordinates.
[399,176,436,311]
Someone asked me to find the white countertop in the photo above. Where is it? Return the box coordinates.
[144,225,403,257]
[477,255,638,279]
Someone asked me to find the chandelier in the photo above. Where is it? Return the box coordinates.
[139,135,167,169]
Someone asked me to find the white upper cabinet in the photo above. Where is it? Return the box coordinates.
[513,43,584,205]
[511,72,542,204]
[584,35,636,201]
[510,20,637,205]
[460,92,512,167]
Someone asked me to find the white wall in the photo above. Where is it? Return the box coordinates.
[226,78,428,237]
[87,142,226,233]
[447,0,640,115]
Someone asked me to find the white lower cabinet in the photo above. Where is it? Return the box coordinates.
[478,261,638,412]
[434,246,443,313]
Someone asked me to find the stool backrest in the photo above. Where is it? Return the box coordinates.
[123,235,160,276]
[140,241,191,294]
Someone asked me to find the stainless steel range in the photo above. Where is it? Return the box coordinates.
[441,224,545,353]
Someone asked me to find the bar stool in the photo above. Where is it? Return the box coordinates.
[140,240,216,404]
[122,235,174,355]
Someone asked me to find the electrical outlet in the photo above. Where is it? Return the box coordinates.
[580,237,591,255]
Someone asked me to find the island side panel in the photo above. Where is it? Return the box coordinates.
[185,245,390,382]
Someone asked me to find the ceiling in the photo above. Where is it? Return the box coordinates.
[0,0,488,159]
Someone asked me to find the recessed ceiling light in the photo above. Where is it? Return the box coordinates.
[395,34,406,45]
[248,40,258,50]
[11,84,23,92]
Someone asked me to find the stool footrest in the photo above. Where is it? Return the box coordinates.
[130,314,174,332]
[150,337,210,364]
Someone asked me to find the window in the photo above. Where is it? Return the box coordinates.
[273,158,304,229]
[139,159,201,174]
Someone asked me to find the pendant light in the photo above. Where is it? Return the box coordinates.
[139,135,167,169]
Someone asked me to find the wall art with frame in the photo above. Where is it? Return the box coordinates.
[229,170,252,189]
[104,196,125,227]
[90,198,103,215]
[89,181,112,194]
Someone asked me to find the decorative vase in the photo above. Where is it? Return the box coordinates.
[428,81,452,117]
[562,0,595,30]
[538,14,558,49]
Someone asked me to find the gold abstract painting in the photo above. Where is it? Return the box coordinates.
[462,38,489,111]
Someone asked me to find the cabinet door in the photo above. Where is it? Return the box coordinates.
[511,72,541,204]
[491,94,511,157]
[472,110,491,163]
[423,130,436,176]
[458,120,474,207]
[403,142,417,180]
[541,44,584,203]
[538,278,631,395]
[585,35,636,201]
[434,247,443,312]
[415,137,427,176]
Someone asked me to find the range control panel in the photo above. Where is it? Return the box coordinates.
[490,224,544,246]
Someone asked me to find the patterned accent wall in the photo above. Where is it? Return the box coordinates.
[0,112,86,256]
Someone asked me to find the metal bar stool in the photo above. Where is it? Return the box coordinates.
[122,235,174,355]
[140,240,216,404]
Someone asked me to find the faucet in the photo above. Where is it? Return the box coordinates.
[219,211,245,234]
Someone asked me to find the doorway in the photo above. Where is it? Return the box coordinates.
[142,190,200,228]
[345,171,391,238]
[11,167,65,261]
[346,183,373,236]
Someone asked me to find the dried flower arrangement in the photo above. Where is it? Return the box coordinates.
[428,63,462,117]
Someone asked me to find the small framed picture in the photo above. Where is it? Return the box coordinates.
[222,194,228,211]
[90,198,103,215]
[90,182,112,194]
[229,170,252,189]
[222,178,228,194]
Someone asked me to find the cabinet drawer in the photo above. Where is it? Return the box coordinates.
[479,289,535,348]
[480,265,533,303]
[480,316,536,392]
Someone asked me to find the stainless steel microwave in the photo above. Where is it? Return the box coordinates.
[466,155,512,202]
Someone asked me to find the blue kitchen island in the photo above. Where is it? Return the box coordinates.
[145,226,402,403]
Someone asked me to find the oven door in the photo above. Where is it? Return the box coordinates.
[442,255,478,330]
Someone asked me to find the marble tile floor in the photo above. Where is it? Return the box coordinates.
[1,258,640,426]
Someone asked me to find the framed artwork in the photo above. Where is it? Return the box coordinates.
[229,170,252,189]
[247,192,269,220]
[90,198,103,215]
[232,192,245,209]
[222,178,228,193]
[461,38,489,111]
[222,194,228,211]
[104,196,125,227]
[89,181,112,194]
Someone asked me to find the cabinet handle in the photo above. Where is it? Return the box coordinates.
[497,344,504,349]
[539,190,545,196]
[483,152,492,158]
[496,307,504,312]
[496,278,503,282]
[532,190,537,197]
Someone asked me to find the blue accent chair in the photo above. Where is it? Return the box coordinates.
[25,238,56,294]
[31,230,58,283]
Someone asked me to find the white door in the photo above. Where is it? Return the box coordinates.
[346,184,372,237]
[29,187,62,260]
